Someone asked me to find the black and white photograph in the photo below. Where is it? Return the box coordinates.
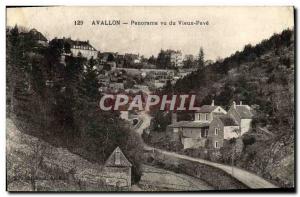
[5,6,295,192]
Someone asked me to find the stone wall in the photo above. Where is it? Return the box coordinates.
[103,166,131,188]
[149,150,247,190]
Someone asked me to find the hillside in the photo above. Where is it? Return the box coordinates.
[7,118,214,191]
[170,29,294,187]
[7,118,106,191]
[6,26,144,184]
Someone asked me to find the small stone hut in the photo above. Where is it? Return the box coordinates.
[104,147,132,188]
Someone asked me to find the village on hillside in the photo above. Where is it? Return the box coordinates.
[6,6,294,192]
[16,28,258,151]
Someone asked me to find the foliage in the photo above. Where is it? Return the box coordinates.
[150,111,171,132]
[6,26,143,183]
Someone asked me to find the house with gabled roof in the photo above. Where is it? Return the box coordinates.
[208,115,240,148]
[167,100,255,149]
[167,100,226,149]
[51,38,98,59]
[228,101,255,135]
[69,39,98,59]
[194,100,227,123]
[20,28,48,47]
[104,147,132,188]
[168,120,210,149]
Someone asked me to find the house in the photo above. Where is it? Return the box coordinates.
[167,100,254,149]
[20,28,48,47]
[124,53,141,64]
[168,120,210,149]
[194,100,227,123]
[208,115,240,148]
[50,38,98,59]
[69,40,98,59]
[167,101,226,149]
[29,29,48,46]
[104,147,132,188]
[227,101,254,135]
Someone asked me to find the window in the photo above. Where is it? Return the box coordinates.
[215,141,219,148]
[215,128,219,135]
[205,113,209,121]
[201,129,208,138]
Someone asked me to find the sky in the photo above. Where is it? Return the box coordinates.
[6,6,294,60]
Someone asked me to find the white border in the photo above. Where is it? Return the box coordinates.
[0,1,298,197]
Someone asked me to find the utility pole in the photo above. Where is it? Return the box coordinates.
[231,139,236,176]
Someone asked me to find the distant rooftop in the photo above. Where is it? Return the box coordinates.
[68,39,97,51]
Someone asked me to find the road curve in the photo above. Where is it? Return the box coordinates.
[136,112,278,189]
[153,148,278,189]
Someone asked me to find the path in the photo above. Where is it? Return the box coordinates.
[135,112,278,189]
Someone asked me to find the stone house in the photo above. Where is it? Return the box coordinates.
[167,101,226,149]
[104,147,132,189]
[167,120,210,149]
[208,115,240,148]
[167,100,254,149]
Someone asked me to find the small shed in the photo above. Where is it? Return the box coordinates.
[104,147,132,188]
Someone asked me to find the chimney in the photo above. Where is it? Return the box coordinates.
[211,100,215,106]
[233,101,236,109]
[115,148,121,165]
[172,112,177,124]
[240,101,243,105]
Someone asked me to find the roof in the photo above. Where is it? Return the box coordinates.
[235,105,254,119]
[30,29,48,41]
[169,121,210,128]
[218,115,239,126]
[197,105,218,113]
[68,40,97,51]
[20,29,48,42]
[105,147,132,167]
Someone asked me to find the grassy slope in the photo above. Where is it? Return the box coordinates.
[7,118,105,191]
[8,118,213,191]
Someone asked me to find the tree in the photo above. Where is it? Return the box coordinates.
[183,55,195,68]
[148,55,156,65]
[150,111,171,132]
[80,57,100,101]
[197,47,205,69]
[157,49,171,69]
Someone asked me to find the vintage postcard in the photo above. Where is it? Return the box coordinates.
[6,6,295,192]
